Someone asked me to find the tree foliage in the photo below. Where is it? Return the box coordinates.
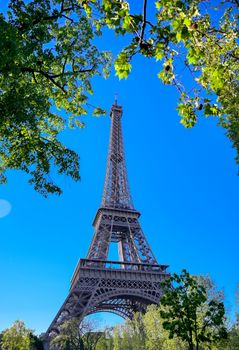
[2,0,239,196]
[0,0,110,196]
[111,313,146,350]
[94,329,113,350]
[0,321,43,350]
[160,270,228,350]
[50,318,101,350]
[143,305,187,350]
[1,321,30,350]
[228,314,239,350]
[92,0,239,170]
[29,333,44,350]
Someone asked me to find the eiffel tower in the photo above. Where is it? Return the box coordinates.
[44,101,169,347]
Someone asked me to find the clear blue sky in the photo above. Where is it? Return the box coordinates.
[0,5,239,335]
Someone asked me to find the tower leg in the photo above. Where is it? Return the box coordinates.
[45,264,168,345]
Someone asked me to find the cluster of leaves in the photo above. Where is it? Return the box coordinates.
[228,315,239,349]
[0,320,44,350]
[91,0,239,170]
[160,269,228,350]
[2,0,239,196]
[112,313,147,350]
[92,328,113,350]
[0,318,104,350]
[50,318,103,350]
[50,319,85,350]
[0,0,110,196]
[112,307,187,350]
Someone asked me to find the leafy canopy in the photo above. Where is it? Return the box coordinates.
[91,0,239,171]
[160,269,228,350]
[50,318,101,350]
[2,0,239,196]
[0,320,43,350]
[0,0,110,196]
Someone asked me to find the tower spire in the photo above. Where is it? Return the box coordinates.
[114,92,118,105]
[101,102,134,210]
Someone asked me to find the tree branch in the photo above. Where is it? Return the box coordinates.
[21,67,67,93]
[19,2,83,31]
[139,0,148,45]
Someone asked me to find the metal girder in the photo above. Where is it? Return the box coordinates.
[102,104,134,210]
[45,266,169,341]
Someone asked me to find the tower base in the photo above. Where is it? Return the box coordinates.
[45,259,169,345]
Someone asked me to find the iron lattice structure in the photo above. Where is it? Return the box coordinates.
[45,102,169,347]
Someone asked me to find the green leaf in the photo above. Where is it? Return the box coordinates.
[176,31,181,42]
[115,51,132,79]
[183,17,191,28]
[92,107,106,116]
[155,1,162,10]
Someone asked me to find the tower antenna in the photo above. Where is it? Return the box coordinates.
[114,92,118,105]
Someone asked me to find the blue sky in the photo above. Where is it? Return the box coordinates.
[0,3,239,334]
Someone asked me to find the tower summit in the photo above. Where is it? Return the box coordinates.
[102,102,134,210]
[45,102,169,348]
